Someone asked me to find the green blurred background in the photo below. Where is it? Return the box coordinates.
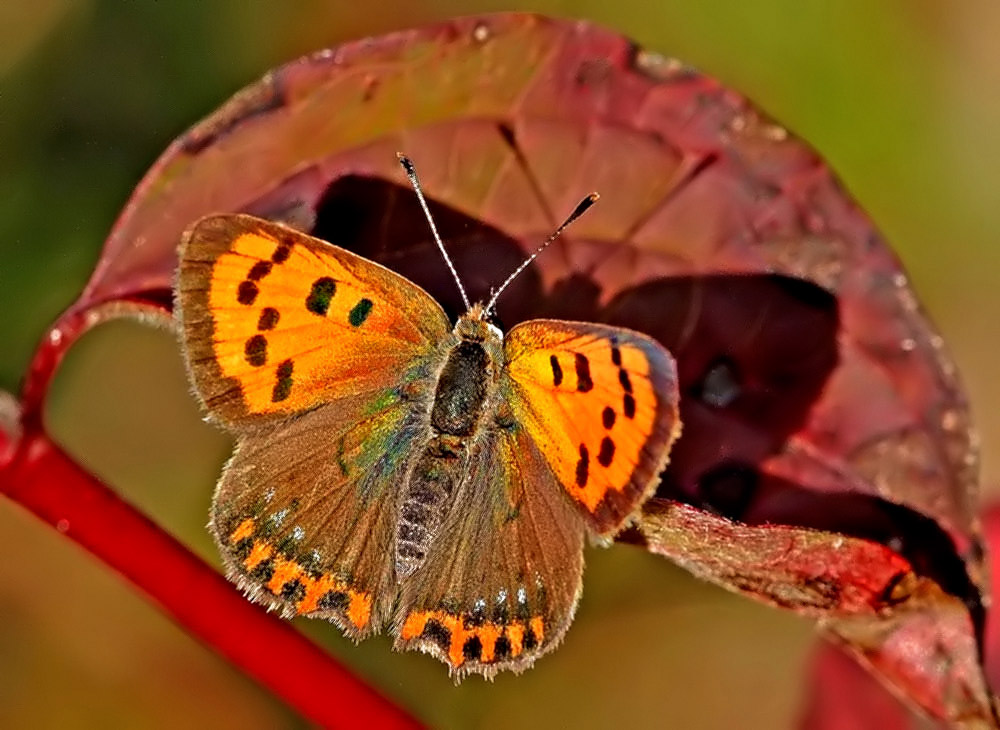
[1,1,998,728]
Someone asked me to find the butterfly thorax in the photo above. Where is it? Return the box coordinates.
[394,310,505,579]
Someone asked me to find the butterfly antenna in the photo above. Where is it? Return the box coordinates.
[397,153,471,311]
[484,192,599,315]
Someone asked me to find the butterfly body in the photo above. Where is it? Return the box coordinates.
[176,213,682,677]
[394,310,505,578]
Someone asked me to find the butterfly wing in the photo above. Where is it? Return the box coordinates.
[503,320,682,535]
[212,389,427,638]
[394,423,585,676]
[176,213,451,428]
[176,213,454,637]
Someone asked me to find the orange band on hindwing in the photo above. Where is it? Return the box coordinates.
[226,518,372,630]
[400,609,545,670]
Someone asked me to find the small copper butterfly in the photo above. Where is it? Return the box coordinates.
[174,155,682,677]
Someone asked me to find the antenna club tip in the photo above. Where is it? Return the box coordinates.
[589,192,600,202]
[397,153,414,172]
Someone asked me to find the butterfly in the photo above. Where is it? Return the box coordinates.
[174,155,682,678]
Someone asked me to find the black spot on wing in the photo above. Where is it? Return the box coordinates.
[257,307,280,330]
[306,277,337,315]
[249,558,275,583]
[247,260,272,281]
[244,335,267,366]
[523,626,538,651]
[349,297,373,327]
[575,353,593,392]
[463,636,483,662]
[598,436,616,467]
[576,444,589,487]
[237,281,259,305]
[623,393,636,419]
[272,359,294,402]
[494,635,512,660]
[318,591,349,611]
[550,354,563,386]
[271,242,292,264]
[280,579,306,602]
[422,619,451,651]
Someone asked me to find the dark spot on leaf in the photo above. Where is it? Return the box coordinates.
[311,176,528,322]
[698,358,741,408]
[698,462,759,520]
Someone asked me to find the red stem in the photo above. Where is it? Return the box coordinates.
[0,427,423,729]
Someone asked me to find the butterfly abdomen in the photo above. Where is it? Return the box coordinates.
[395,322,501,580]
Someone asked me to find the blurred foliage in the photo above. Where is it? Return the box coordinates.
[1,1,998,728]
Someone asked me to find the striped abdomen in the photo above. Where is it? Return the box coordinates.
[394,339,491,579]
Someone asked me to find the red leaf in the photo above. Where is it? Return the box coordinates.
[800,503,1000,729]
[800,642,912,730]
[632,500,914,616]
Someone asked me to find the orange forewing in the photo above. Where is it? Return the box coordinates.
[176,214,450,427]
[503,320,681,534]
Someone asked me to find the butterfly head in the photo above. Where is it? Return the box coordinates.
[456,303,504,343]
